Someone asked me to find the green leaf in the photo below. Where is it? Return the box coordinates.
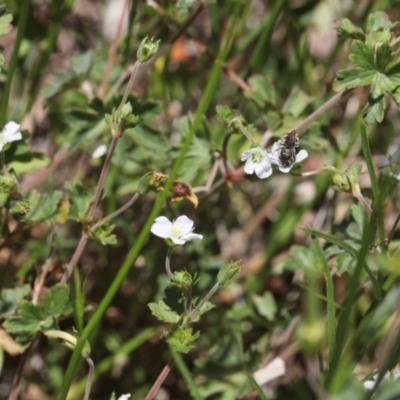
[41,285,73,318]
[24,190,63,223]
[71,51,93,76]
[0,285,30,318]
[336,252,355,274]
[216,105,236,122]
[366,11,393,45]
[251,292,277,321]
[349,41,375,70]
[371,73,396,99]
[162,326,200,354]
[41,71,78,100]
[350,204,368,239]
[3,286,72,348]
[335,18,365,41]
[0,5,12,37]
[363,94,385,124]
[334,69,375,91]
[65,181,94,221]
[282,85,313,117]
[196,301,215,316]
[376,42,393,71]
[148,301,180,324]
[4,302,46,335]
[125,125,168,154]
[7,152,51,174]
[283,245,320,274]
[244,75,278,107]
[88,222,117,245]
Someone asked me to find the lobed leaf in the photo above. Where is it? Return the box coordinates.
[335,18,365,41]
[148,301,180,324]
[0,285,30,318]
[65,181,95,221]
[24,190,63,223]
[349,41,375,70]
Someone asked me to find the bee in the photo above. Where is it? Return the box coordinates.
[278,131,299,168]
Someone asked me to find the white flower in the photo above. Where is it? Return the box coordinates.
[0,121,22,151]
[151,215,203,245]
[92,144,107,158]
[117,395,131,400]
[270,141,308,173]
[241,147,272,179]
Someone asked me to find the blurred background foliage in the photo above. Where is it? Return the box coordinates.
[2,0,400,399]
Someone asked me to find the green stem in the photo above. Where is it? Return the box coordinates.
[57,4,242,398]
[165,247,174,280]
[314,240,336,363]
[116,61,140,115]
[327,212,376,387]
[0,0,30,125]
[187,282,220,321]
[83,357,94,400]
[360,121,385,243]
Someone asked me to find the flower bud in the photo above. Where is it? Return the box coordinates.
[217,261,241,287]
[137,36,160,62]
[171,271,195,293]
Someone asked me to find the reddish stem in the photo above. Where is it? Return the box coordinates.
[144,358,175,400]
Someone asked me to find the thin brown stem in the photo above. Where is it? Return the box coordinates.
[354,191,373,215]
[144,358,175,400]
[60,234,88,284]
[91,192,140,231]
[8,341,34,400]
[88,136,119,219]
[192,153,221,193]
[293,89,353,134]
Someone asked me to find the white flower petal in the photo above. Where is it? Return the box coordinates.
[151,215,202,245]
[254,161,272,179]
[151,216,172,238]
[244,159,255,174]
[241,150,253,161]
[171,237,186,245]
[278,165,293,173]
[0,121,23,150]
[7,132,22,143]
[241,147,272,179]
[174,215,194,235]
[295,149,308,163]
[364,380,376,390]
[117,395,131,400]
[3,121,20,138]
[92,144,107,158]
[181,233,203,241]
